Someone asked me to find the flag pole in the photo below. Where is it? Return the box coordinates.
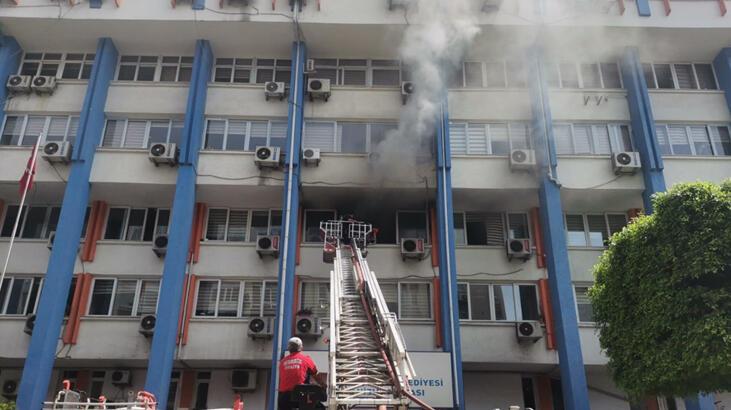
[0,137,42,291]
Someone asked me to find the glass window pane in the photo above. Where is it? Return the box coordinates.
[123,121,147,148]
[20,61,39,76]
[2,206,25,237]
[242,281,262,317]
[453,213,466,245]
[575,287,594,322]
[1,116,24,146]
[155,209,170,236]
[300,282,329,318]
[46,117,69,142]
[668,126,691,155]
[218,281,240,317]
[566,214,587,247]
[117,64,136,81]
[372,69,399,87]
[642,63,656,88]
[269,210,282,236]
[600,63,622,89]
[102,120,125,147]
[592,125,612,155]
[397,211,427,241]
[656,125,671,155]
[248,121,269,149]
[694,64,717,90]
[304,121,336,152]
[214,67,232,83]
[126,209,146,241]
[227,210,248,242]
[506,61,526,88]
[507,213,529,239]
[226,120,247,151]
[369,123,397,151]
[607,214,627,236]
[234,68,251,83]
[493,285,516,321]
[21,207,47,239]
[464,62,483,87]
[62,62,82,80]
[255,68,274,83]
[469,284,491,320]
[269,121,288,151]
[342,69,366,86]
[39,63,59,77]
[262,282,277,317]
[458,284,469,319]
[305,210,335,242]
[560,63,579,88]
[689,126,713,156]
[22,116,45,146]
[674,64,697,90]
[249,211,270,241]
[381,283,398,315]
[710,126,731,156]
[148,121,170,145]
[137,280,159,316]
[111,280,136,316]
[179,66,192,82]
[400,283,430,319]
[553,124,573,154]
[45,207,60,239]
[89,279,114,315]
[160,66,178,82]
[0,278,10,313]
[654,64,674,89]
[5,278,32,315]
[205,120,225,150]
[104,208,128,240]
[580,63,601,88]
[195,281,218,316]
[519,285,540,321]
[340,123,367,153]
[169,120,183,146]
[137,65,156,81]
[490,124,509,155]
[206,209,227,241]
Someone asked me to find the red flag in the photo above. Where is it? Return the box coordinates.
[18,140,40,196]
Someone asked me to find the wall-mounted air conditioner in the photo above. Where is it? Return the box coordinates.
[31,75,56,95]
[401,81,414,105]
[23,314,36,335]
[256,234,280,258]
[42,141,72,164]
[110,370,131,386]
[47,231,56,250]
[138,314,156,337]
[264,81,286,101]
[6,75,31,94]
[295,314,323,338]
[254,146,282,169]
[305,59,316,73]
[482,0,503,12]
[506,239,532,261]
[302,147,321,166]
[149,143,178,167]
[307,78,331,102]
[2,379,18,400]
[152,234,168,258]
[516,321,543,343]
[247,316,274,339]
[611,151,641,175]
[400,238,425,261]
[509,149,536,171]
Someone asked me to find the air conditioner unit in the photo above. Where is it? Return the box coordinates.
[23,314,36,335]
[482,0,503,12]
[305,59,316,73]
[110,370,131,386]
[148,143,178,167]
[302,147,321,166]
[401,81,415,105]
[2,380,18,399]
[138,314,156,337]
[611,151,641,175]
[509,149,536,171]
[247,316,274,339]
[47,231,56,250]
[231,369,257,391]
[152,234,168,258]
[506,239,532,261]
[42,141,72,164]
[256,234,280,258]
[307,78,331,102]
[31,75,57,94]
[295,314,323,338]
[254,146,282,169]
[6,74,31,94]
[400,238,425,261]
[264,81,286,101]
[516,321,543,343]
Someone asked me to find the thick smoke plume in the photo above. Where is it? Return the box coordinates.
[371,0,479,184]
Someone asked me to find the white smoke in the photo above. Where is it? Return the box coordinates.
[371,0,480,184]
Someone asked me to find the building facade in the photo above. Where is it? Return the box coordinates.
[0,0,729,409]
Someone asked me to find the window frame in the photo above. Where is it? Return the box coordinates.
[18,52,95,80]
[100,118,182,149]
[86,277,160,317]
[0,114,80,147]
[202,118,289,151]
[396,210,430,243]
[0,276,43,316]
[203,208,281,243]
[564,213,628,248]
[102,207,170,242]
[1,204,61,240]
[193,279,277,318]
[552,123,633,155]
[644,62,719,91]
[303,209,337,243]
[453,211,531,247]
[655,123,730,157]
[380,280,433,320]
[457,282,540,322]
[298,280,330,319]
[573,284,595,324]
[448,122,533,155]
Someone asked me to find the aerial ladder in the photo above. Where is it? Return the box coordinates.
[321,220,434,410]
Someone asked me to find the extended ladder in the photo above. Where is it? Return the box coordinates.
[323,220,433,410]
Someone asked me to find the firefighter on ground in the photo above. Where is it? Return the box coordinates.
[278,337,326,410]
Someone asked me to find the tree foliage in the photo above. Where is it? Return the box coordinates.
[589,181,731,399]
[0,402,16,410]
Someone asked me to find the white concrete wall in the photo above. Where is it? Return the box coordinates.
[650,91,731,123]
[461,323,557,365]
[5,81,87,114]
[463,372,526,410]
[105,83,188,116]
[663,157,731,187]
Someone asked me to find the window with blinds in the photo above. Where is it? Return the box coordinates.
[462,212,505,246]
[300,282,330,318]
[205,209,280,243]
[400,283,431,319]
[643,63,718,90]
[566,213,627,248]
[565,214,588,247]
[203,118,289,151]
[88,278,161,316]
[449,122,531,155]
[101,119,181,148]
[0,114,80,146]
[458,282,540,321]
[552,123,631,155]
[1,205,60,240]
[574,286,594,322]
[655,124,730,156]
[195,281,218,317]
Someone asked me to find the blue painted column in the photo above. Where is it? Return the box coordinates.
[636,0,651,16]
[435,100,466,409]
[16,38,118,410]
[527,46,590,410]
[268,41,306,410]
[713,48,731,113]
[684,394,716,410]
[144,39,212,408]
[0,36,21,117]
[620,47,666,213]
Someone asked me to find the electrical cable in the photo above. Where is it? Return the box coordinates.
[562,174,623,190]
[457,268,524,277]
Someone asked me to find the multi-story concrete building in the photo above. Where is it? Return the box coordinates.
[0,0,729,409]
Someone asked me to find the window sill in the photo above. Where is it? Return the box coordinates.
[199,241,256,247]
[0,238,49,243]
[648,89,724,95]
[578,322,598,328]
[566,246,607,251]
[96,147,148,154]
[459,320,543,327]
[662,155,731,161]
[56,79,88,85]
[455,245,506,250]
[111,81,189,88]
[81,316,141,321]
[556,154,614,159]
[208,82,264,90]
[189,317,251,322]
[96,240,154,246]
[448,87,530,92]
[548,88,627,94]
[199,150,255,155]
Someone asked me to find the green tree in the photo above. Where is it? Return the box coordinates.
[0,402,16,410]
[589,181,731,399]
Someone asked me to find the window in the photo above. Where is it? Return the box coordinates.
[655,124,730,157]
[204,209,281,242]
[304,210,336,242]
[397,211,428,241]
[194,280,276,318]
[160,56,194,82]
[88,278,160,316]
[381,282,432,320]
[213,58,254,83]
[457,282,540,321]
[600,62,622,89]
[1,205,60,239]
[300,281,329,318]
[643,63,718,90]
[101,119,183,149]
[552,123,632,155]
[302,121,398,153]
[20,52,95,79]
[309,58,404,87]
[453,212,530,246]
[371,60,401,87]
[103,208,170,241]
[0,115,79,147]
[505,60,527,88]
[254,58,291,84]
[449,122,531,155]
[463,62,484,88]
[0,276,42,315]
[485,62,506,88]
[574,286,594,323]
[559,63,579,88]
[564,213,627,247]
[202,119,288,152]
[580,63,601,88]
